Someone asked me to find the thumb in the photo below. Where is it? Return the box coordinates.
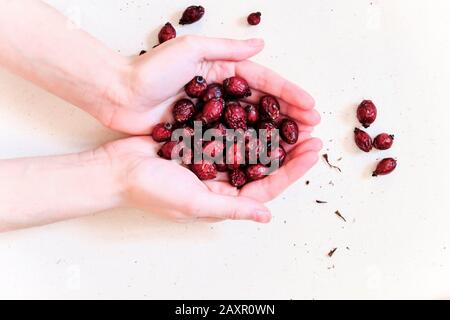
[194,192,272,223]
[195,37,265,61]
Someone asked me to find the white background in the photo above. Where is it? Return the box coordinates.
[0,0,449,299]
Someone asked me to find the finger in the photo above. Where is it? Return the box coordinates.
[243,89,321,126]
[204,180,239,196]
[282,131,311,153]
[192,36,265,61]
[235,60,315,110]
[240,139,322,202]
[193,192,272,223]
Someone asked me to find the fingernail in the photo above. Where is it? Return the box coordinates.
[247,38,264,47]
[255,210,272,223]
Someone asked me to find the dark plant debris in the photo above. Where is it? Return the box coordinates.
[334,210,347,222]
[328,248,337,258]
[316,200,328,204]
[323,154,342,172]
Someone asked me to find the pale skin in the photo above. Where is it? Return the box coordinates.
[0,0,322,232]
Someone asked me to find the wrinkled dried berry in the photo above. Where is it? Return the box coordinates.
[280,119,299,144]
[158,22,176,44]
[191,160,217,180]
[203,140,224,162]
[246,164,269,181]
[247,12,262,26]
[373,133,394,150]
[245,105,259,126]
[230,169,247,188]
[201,98,225,124]
[209,122,227,136]
[139,50,147,56]
[354,128,373,152]
[173,99,195,124]
[245,136,264,164]
[185,76,208,98]
[201,83,223,103]
[223,77,252,98]
[179,5,205,25]
[152,122,173,142]
[357,100,377,128]
[224,101,247,130]
[257,120,278,143]
[227,143,245,170]
[373,158,397,177]
[268,145,287,167]
[260,95,281,121]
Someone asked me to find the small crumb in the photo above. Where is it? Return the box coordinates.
[306,180,310,185]
[334,210,347,222]
[328,248,337,258]
[316,200,328,204]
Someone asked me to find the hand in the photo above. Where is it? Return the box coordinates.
[102,35,321,135]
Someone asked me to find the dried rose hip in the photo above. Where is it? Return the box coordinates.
[245,105,259,126]
[158,141,178,160]
[224,101,247,130]
[201,83,223,103]
[247,12,262,26]
[373,133,394,150]
[245,136,264,164]
[268,145,287,167]
[230,169,247,188]
[201,98,225,124]
[191,161,217,180]
[227,143,245,170]
[373,158,397,177]
[257,120,278,143]
[357,100,377,128]
[203,140,225,162]
[260,95,281,121]
[185,76,208,98]
[158,22,176,44]
[209,122,227,136]
[223,76,252,98]
[179,5,205,25]
[151,122,173,142]
[280,119,299,144]
[246,164,269,181]
[354,128,373,152]
[173,99,195,124]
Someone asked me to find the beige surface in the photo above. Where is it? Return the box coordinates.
[0,0,449,299]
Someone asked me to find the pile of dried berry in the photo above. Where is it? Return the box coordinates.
[151,76,299,188]
[354,100,397,176]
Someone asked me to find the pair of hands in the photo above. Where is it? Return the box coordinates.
[98,36,322,223]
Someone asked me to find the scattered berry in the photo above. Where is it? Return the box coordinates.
[372,158,397,177]
[373,133,394,150]
[357,100,377,128]
[158,22,176,44]
[354,128,373,152]
[179,6,205,25]
[247,12,262,26]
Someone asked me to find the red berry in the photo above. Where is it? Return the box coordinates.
[201,83,223,103]
[203,140,225,162]
[245,105,259,126]
[191,161,217,180]
[158,22,176,44]
[373,158,397,177]
[245,136,264,164]
[185,76,208,98]
[357,100,377,128]
[201,98,225,124]
[268,145,287,167]
[226,143,245,170]
[246,164,269,181]
[157,141,180,160]
[224,101,247,130]
[230,169,247,188]
[354,128,373,152]
[373,133,394,150]
[179,6,205,25]
[260,95,281,121]
[280,119,299,144]
[173,99,195,124]
[223,77,252,98]
[257,120,278,143]
[247,12,262,26]
[151,122,173,142]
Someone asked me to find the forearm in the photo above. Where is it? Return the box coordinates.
[0,0,130,123]
[0,149,124,232]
